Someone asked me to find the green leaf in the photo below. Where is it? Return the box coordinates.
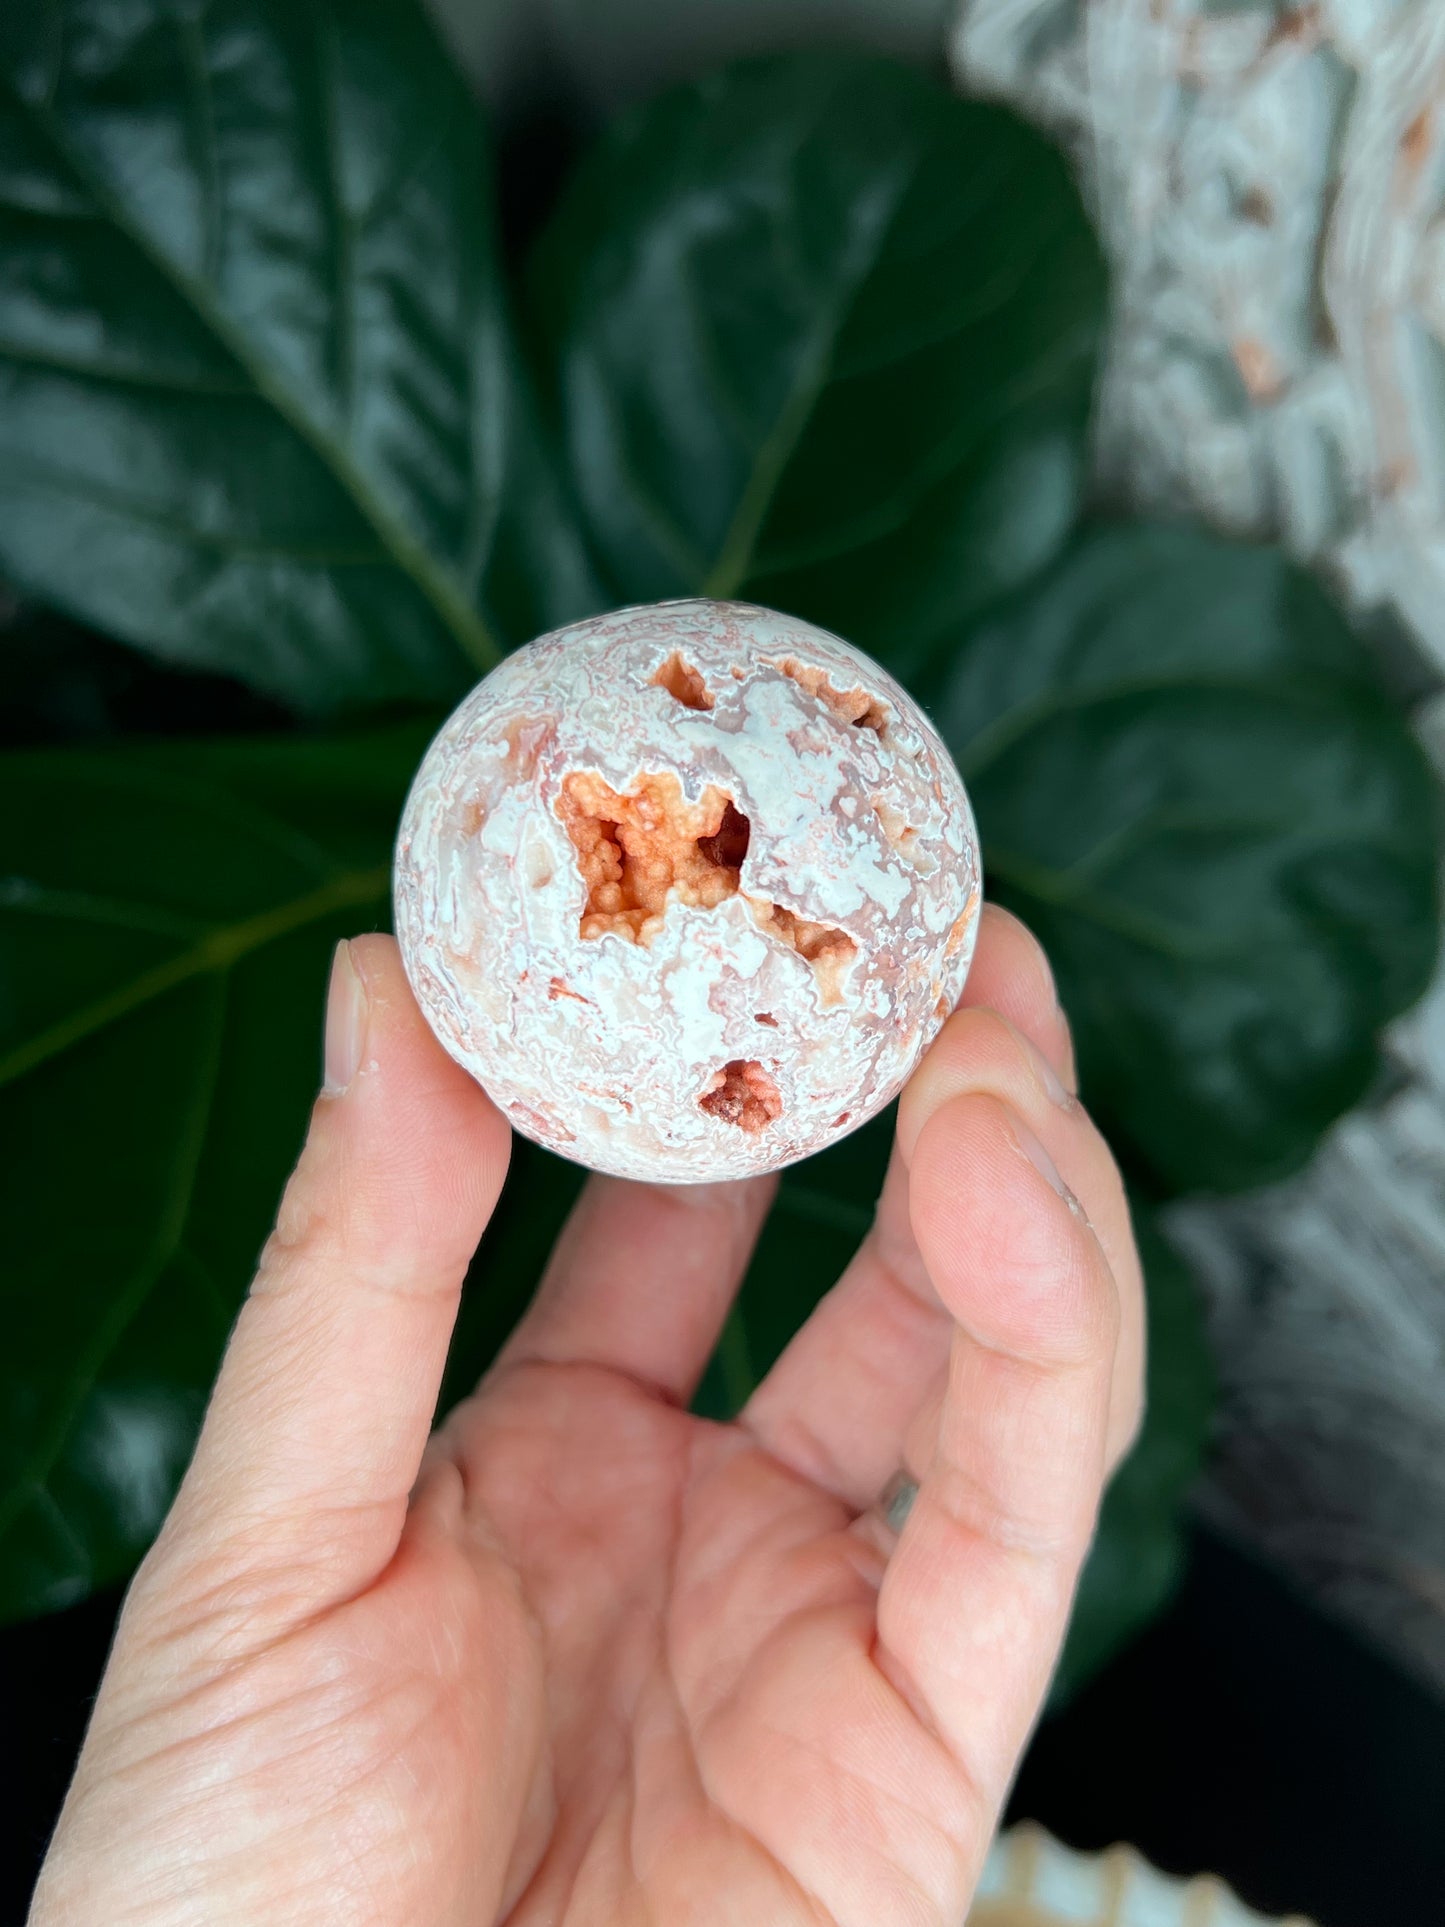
[938,525,1443,1193]
[529,51,1104,682]
[1054,1205,1214,1703]
[0,0,598,712]
[0,725,424,1620]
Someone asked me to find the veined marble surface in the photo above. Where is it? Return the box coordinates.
[954,0,1445,1693]
[953,1,1445,668]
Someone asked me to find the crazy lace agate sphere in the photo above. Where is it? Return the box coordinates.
[394,600,981,1182]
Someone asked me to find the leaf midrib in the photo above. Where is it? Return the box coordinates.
[3,64,501,675]
[697,195,1098,594]
[0,862,391,1087]
[699,139,922,600]
[745,315,1099,583]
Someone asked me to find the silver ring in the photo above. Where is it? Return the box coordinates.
[877,1471,920,1535]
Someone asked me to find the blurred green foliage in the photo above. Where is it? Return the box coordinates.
[528,55,1101,682]
[0,5,1438,1697]
[936,525,1441,1192]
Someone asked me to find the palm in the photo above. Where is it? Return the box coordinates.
[35,916,1140,1927]
[429,1360,975,1924]
[144,1364,966,1926]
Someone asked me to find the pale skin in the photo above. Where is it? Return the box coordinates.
[31,905,1144,1927]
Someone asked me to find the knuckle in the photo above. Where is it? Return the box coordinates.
[959,1004,1022,1061]
[927,1453,1087,1567]
[932,1006,1035,1093]
[251,1105,343,1285]
[1005,902,1058,991]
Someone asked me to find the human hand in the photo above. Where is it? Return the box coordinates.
[31,905,1143,1927]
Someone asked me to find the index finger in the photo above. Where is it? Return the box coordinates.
[874,1089,1120,1801]
[151,936,511,1614]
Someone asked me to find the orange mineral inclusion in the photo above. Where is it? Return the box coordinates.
[557,770,748,944]
[556,770,857,1009]
[394,599,982,1183]
[698,1058,784,1134]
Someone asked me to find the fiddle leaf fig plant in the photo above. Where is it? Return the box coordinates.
[528,53,1103,687]
[0,0,598,711]
[935,525,1441,1193]
[0,727,423,1617]
[1,9,1439,1703]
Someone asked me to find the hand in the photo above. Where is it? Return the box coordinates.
[32,905,1143,1927]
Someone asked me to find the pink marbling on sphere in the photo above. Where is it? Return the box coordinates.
[393,600,982,1182]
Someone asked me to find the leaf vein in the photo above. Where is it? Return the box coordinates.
[0,451,387,564]
[315,9,356,434]
[0,878,207,939]
[956,669,1354,783]
[3,73,499,674]
[701,154,921,599]
[987,847,1246,962]
[0,336,252,395]
[0,862,390,1088]
[176,6,223,286]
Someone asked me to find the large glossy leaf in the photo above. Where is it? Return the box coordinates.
[0,0,597,712]
[938,525,1442,1194]
[529,51,1104,682]
[0,726,426,1620]
[1053,1206,1214,1704]
[0,592,291,746]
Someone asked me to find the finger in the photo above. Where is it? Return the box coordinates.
[744,1004,1140,1509]
[874,1092,1120,1804]
[741,906,1093,1505]
[956,902,1077,1090]
[496,1171,775,1403]
[158,936,511,1605]
[899,1011,1143,1470]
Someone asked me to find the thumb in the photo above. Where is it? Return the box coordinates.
[150,934,510,1615]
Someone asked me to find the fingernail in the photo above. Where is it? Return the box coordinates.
[1010,1115,1076,1204]
[323,940,368,1095]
